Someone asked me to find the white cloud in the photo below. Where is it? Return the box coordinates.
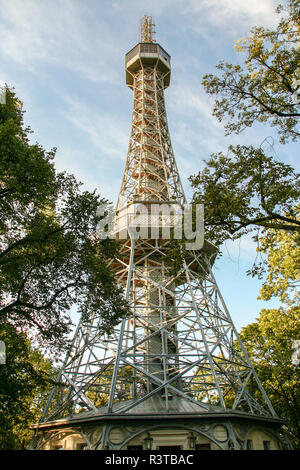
[54,145,122,203]
[0,0,122,83]
[184,0,279,31]
[61,94,128,161]
[166,77,226,171]
[169,81,217,123]
[0,0,281,86]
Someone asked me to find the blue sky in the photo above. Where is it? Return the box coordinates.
[0,0,297,332]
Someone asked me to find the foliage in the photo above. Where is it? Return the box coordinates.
[190,0,300,248]
[237,224,300,448]
[190,146,300,246]
[0,324,55,449]
[256,213,300,305]
[239,306,300,448]
[202,0,300,144]
[0,88,129,353]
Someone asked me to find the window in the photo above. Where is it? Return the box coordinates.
[127,445,143,450]
[246,440,253,450]
[263,440,271,450]
[195,444,211,450]
[76,443,88,450]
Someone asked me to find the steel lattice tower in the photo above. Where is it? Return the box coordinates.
[31,17,291,451]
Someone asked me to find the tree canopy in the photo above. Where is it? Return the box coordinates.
[202,0,300,144]
[0,88,129,353]
[190,145,299,246]
[239,305,300,448]
[190,0,300,247]
[256,212,300,305]
[0,324,55,449]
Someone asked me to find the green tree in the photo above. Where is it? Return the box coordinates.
[190,0,300,247]
[239,306,300,448]
[0,88,129,353]
[257,217,300,305]
[0,324,55,449]
[237,221,300,448]
[202,0,300,144]
[190,146,299,246]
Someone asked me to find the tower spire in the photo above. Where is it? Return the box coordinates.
[140,15,156,43]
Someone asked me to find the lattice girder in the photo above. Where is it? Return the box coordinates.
[31,21,291,452]
[117,65,185,209]
[39,238,276,425]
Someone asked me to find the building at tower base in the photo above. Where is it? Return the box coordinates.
[32,397,287,450]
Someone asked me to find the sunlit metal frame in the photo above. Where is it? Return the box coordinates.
[31,20,292,451]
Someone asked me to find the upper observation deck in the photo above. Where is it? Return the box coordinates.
[125,42,171,89]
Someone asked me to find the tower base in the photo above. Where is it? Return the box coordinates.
[31,396,291,450]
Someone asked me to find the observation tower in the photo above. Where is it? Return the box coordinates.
[31,16,291,451]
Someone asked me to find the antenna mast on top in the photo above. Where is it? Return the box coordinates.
[140,15,156,43]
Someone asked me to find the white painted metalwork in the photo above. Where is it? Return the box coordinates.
[32,18,291,451]
[140,15,155,43]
